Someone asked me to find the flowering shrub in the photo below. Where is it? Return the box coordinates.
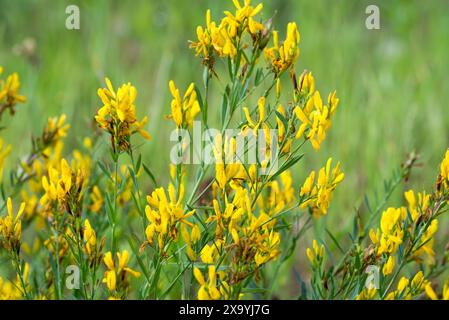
[0,1,448,300]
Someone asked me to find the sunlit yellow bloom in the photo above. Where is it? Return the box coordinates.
[212,134,248,190]
[167,80,200,128]
[194,266,229,300]
[356,287,377,300]
[300,158,344,217]
[144,182,195,249]
[0,263,29,299]
[382,255,395,276]
[242,96,268,135]
[40,158,85,216]
[83,219,97,259]
[90,186,104,213]
[0,198,26,252]
[306,239,324,266]
[190,10,238,66]
[0,138,12,182]
[404,189,429,222]
[294,89,339,150]
[370,207,405,256]
[102,250,140,292]
[264,22,300,75]
[95,78,151,153]
[0,69,27,118]
[438,149,449,193]
[223,0,264,36]
[425,284,438,300]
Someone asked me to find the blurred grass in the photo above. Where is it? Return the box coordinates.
[1,0,449,296]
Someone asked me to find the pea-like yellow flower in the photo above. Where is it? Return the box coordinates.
[404,189,429,222]
[300,158,344,217]
[144,182,196,249]
[294,89,339,150]
[223,0,264,36]
[181,223,201,261]
[167,80,200,128]
[438,149,449,193]
[264,22,300,75]
[212,134,247,190]
[382,255,395,276]
[355,287,377,300]
[194,266,230,300]
[190,10,238,67]
[83,219,97,259]
[0,263,29,299]
[103,250,140,292]
[369,207,404,256]
[0,68,27,119]
[95,78,151,153]
[0,138,12,182]
[90,186,104,213]
[306,239,324,266]
[0,198,26,252]
[40,158,85,216]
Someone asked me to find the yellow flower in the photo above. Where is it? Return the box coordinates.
[90,186,104,213]
[300,158,344,217]
[0,198,26,252]
[194,266,228,300]
[0,138,12,182]
[438,149,449,193]
[404,189,429,222]
[95,78,151,153]
[83,219,97,259]
[425,284,438,300]
[190,10,237,66]
[40,158,85,216]
[0,69,27,119]
[242,96,268,135]
[144,182,195,249]
[264,22,300,75]
[102,250,140,292]
[382,255,395,276]
[306,239,324,266]
[356,287,377,300]
[212,135,248,190]
[294,89,339,150]
[0,263,30,299]
[223,0,264,36]
[167,80,200,128]
[370,207,405,256]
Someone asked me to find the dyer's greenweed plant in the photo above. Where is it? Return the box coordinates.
[0,1,448,300]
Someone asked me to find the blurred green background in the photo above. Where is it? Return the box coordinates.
[1,0,449,296]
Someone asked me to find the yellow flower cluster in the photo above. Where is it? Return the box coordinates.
[190,0,264,68]
[300,158,345,217]
[0,66,27,119]
[167,81,201,128]
[0,198,26,253]
[0,2,353,301]
[385,271,433,300]
[194,266,231,300]
[438,149,449,193]
[0,264,29,300]
[144,182,196,249]
[294,72,340,150]
[103,250,140,295]
[0,138,12,182]
[95,78,151,153]
[264,22,300,75]
[370,190,438,276]
[306,239,325,266]
[40,158,86,217]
